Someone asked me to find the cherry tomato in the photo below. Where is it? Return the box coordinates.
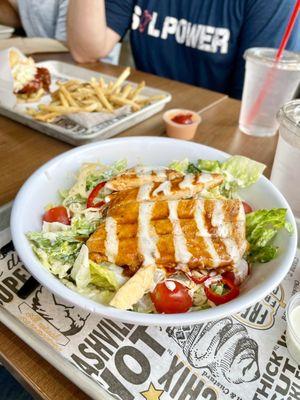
[150,281,193,314]
[87,181,106,208]
[221,271,236,283]
[43,206,70,225]
[171,113,194,125]
[204,277,239,305]
[242,201,253,214]
[188,272,209,285]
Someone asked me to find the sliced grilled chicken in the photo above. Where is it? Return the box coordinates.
[87,198,247,274]
[105,166,183,191]
[105,173,223,207]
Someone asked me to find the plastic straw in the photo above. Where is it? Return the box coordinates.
[245,0,300,126]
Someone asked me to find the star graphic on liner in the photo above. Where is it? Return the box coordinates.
[141,382,164,400]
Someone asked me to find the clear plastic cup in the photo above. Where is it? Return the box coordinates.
[271,100,300,244]
[286,293,300,364]
[239,48,300,137]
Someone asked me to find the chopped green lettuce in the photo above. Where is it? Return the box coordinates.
[132,294,155,313]
[71,210,102,237]
[186,155,266,197]
[197,159,221,173]
[86,159,127,191]
[62,279,115,304]
[90,260,126,291]
[221,155,266,189]
[246,208,292,263]
[63,160,127,206]
[168,159,189,173]
[27,231,83,278]
[71,244,90,288]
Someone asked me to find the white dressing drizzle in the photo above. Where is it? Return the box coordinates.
[194,199,220,268]
[179,173,195,189]
[168,201,192,263]
[222,238,241,262]
[211,201,241,262]
[152,181,171,196]
[197,173,213,183]
[165,280,176,291]
[105,217,119,263]
[211,200,230,237]
[138,202,160,266]
[137,183,154,201]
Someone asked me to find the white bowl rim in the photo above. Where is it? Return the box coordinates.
[11,136,298,326]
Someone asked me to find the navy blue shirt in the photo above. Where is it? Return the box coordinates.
[105,0,300,98]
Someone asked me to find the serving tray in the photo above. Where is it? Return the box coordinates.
[0,61,171,146]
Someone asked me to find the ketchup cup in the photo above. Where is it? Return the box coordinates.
[163,109,201,140]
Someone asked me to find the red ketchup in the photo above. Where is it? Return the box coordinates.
[171,113,194,125]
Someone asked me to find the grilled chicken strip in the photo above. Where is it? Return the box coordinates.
[105,173,223,207]
[105,166,183,191]
[87,198,247,274]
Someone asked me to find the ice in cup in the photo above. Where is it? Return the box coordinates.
[271,100,300,243]
[286,293,300,364]
[239,48,300,137]
[163,109,201,140]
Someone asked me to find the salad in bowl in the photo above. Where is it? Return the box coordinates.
[25,154,292,314]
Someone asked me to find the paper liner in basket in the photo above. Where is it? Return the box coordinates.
[66,105,131,129]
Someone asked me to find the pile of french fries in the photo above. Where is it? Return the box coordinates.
[27,67,165,123]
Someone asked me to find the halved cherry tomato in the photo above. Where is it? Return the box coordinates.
[150,281,193,314]
[221,271,236,283]
[87,181,106,208]
[43,206,70,225]
[204,277,239,305]
[188,273,209,285]
[242,201,253,214]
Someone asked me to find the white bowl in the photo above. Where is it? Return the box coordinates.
[11,137,297,326]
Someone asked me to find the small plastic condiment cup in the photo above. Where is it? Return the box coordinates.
[163,109,201,140]
[286,292,300,364]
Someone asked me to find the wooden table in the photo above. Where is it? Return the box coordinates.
[0,53,278,400]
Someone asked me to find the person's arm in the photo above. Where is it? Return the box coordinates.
[228,0,300,99]
[0,0,21,28]
[67,0,121,63]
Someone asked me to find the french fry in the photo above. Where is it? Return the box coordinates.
[59,91,69,107]
[128,81,145,100]
[59,85,78,107]
[121,84,132,99]
[109,67,130,93]
[90,78,114,112]
[109,95,141,112]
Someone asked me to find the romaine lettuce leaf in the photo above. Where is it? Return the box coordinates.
[197,159,221,173]
[132,294,155,313]
[188,155,265,197]
[246,208,292,263]
[62,279,115,304]
[86,159,127,191]
[71,210,102,237]
[169,159,189,173]
[90,261,126,291]
[27,231,83,278]
[71,244,90,288]
[221,155,266,189]
[63,160,127,206]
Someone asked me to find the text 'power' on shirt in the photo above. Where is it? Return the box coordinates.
[105,0,300,99]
